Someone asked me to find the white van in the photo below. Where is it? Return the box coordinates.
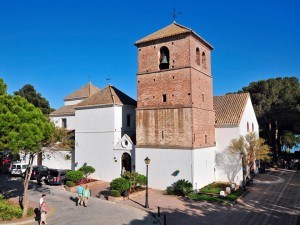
[10,163,28,176]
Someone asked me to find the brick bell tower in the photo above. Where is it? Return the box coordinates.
[135,22,215,149]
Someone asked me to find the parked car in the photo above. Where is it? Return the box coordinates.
[30,165,49,180]
[46,169,69,185]
[10,162,28,176]
[37,168,69,185]
[37,168,51,184]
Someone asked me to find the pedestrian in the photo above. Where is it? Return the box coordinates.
[77,184,84,206]
[39,194,46,209]
[83,185,91,207]
[39,202,48,225]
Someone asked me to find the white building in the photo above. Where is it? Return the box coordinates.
[49,22,259,190]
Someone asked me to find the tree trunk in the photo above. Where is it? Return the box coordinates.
[22,154,34,218]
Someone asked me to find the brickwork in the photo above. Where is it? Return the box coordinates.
[136,25,215,149]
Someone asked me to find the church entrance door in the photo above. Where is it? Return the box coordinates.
[121,153,131,174]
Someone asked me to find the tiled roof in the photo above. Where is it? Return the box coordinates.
[214,93,249,125]
[49,105,75,116]
[64,82,100,101]
[135,22,213,49]
[76,85,137,108]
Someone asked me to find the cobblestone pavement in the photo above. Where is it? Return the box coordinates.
[90,169,300,225]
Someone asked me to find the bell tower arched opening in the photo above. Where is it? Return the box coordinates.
[159,46,170,70]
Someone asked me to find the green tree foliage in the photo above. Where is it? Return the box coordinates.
[0,78,7,95]
[78,165,95,180]
[0,79,55,218]
[237,77,300,162]
[14,84,54,115]
[66,170,83,183]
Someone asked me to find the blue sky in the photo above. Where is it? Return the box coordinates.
[1,0,299,109]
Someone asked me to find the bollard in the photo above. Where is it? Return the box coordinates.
[164,215,167,225]
[158,206,160,217]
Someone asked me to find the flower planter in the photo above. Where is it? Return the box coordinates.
[107,189,147,203]
[65,180,102,193]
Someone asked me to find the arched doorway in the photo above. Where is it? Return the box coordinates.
[121,153,131,174]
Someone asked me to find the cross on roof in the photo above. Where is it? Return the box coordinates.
[171,8,181,22]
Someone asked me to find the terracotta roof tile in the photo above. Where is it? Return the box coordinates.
[76,85,136,108]
[64,82,100,100]
[135,22,213,49]
[49,105,75,116]
[214,93,249,125]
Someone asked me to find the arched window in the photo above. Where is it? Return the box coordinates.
[205,135,207,144]
[159,46,170,70]
[196,48,200,65]
[202,52,206,68]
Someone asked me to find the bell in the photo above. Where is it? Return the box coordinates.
[160,55,168,64]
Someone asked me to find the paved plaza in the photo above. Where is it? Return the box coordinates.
[0,168,299,225]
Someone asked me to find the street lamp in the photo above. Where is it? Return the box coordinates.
[144,156,150,208]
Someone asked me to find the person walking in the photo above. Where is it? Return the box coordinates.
[76,184,84,206]
[39,202,48,225]
[83,185,91,207]
[39,194,46,209]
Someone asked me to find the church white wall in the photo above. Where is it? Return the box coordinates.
[135,148,194,190]
[239,98,259,136]
[76,107,115,132]
[50,115,76,130]
[75,133,134,181]
[193,146,217,190]
[41,150,72,170]
[75,106,136,182]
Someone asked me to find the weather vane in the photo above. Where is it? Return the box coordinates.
[106,75,112,85]
[171,8,181,22]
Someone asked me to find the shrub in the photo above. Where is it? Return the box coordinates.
[110,190,121,197]
[78,165,95,179]
[110,178,130,193]
[122,171,139,188]
[66,170,83,183]
[0,198,23,221]
[136,174,146,187]
[66,181,75,187]
[27,207,34,217]
[166,179,193,197]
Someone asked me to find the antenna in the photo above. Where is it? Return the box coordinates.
[171,8,181,22]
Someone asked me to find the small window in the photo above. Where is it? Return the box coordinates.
[252,123,254,132]
[247,122,249,132]
[127,114,132,127]
[62,118,67,128]
[205,135,207,144]
[196,48,200,65]
[202,52,206,68]
[162,94,167,102]
[202,94,205,102]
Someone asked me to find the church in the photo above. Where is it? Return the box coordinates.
[50,22,258,189]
